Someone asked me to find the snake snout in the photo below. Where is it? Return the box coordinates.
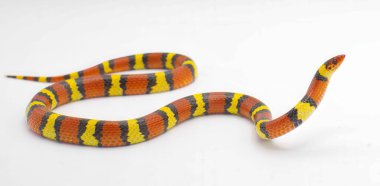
[336,54,345,61]
[335,54,345,66]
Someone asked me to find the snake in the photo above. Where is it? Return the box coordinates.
[7,53,345,147]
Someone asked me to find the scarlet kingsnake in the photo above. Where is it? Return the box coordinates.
[7,53,345,147]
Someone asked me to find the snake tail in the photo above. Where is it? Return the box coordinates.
[8,53,344,146]
[6,53,197,83]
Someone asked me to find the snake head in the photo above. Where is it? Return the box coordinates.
[325,54,345,71]
[318,54,345,80]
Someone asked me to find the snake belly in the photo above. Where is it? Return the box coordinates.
[7,53,345,147]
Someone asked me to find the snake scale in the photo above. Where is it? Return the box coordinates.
[7,53,345,147]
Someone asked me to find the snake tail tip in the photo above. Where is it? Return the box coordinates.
[6,75,16,79]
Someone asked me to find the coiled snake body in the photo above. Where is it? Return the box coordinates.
[7,53,345,147]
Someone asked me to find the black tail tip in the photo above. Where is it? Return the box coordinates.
[6,75,17,78]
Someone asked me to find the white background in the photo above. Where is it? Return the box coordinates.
[1,0,380,185]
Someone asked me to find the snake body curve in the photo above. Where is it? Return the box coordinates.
[7,53,345,147]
